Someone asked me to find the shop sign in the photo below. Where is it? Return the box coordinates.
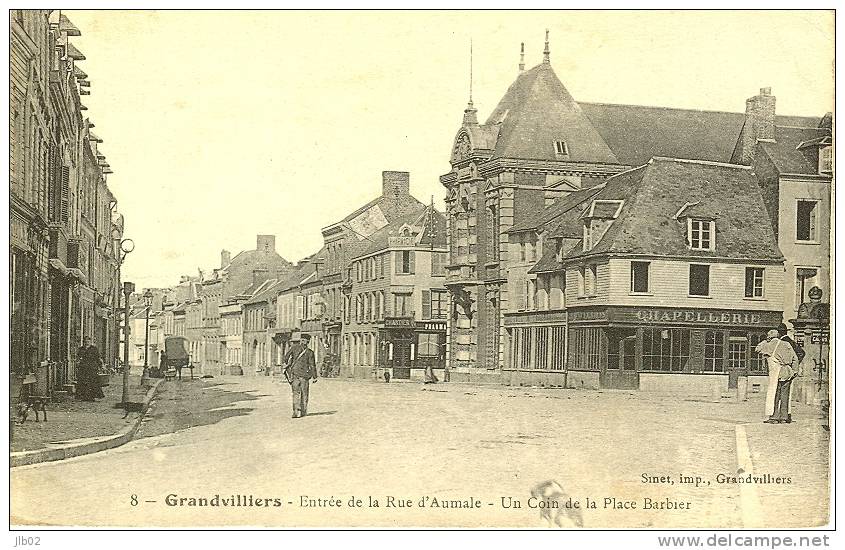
[568,310,608,323]
[624,308,773,326]
[384,317,415,328]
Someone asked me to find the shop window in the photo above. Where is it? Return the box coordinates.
[536,327,549,370]
[549,326,566,371]
[630,261,650,294]
[703,330,724,372]
[418,333,440,357]
[689,264,710,296]
[569,327,603,371]
[796,200,818,242]
[748,332,768,375]
[520,327,533,369]
[642,328,689,372]
[688,218,715,251]
[744,267,765,298]
[727,331,748,371]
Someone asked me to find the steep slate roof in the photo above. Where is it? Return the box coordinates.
[759,125,831,175]
[562,158,782,261]
[277,261,319,293]
[580,103,821,166]
[352,205,446,259]
[484,63,619,163]
[244,279,282,305]
[509,185,601,233]
[476,60,820,166]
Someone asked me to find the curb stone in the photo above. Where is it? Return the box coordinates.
[10,379,165,468]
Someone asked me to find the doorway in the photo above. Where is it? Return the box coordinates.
[601,329,640,389]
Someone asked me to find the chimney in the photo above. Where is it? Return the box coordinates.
[257,234,275,253]
[382,171,410,206]
[741,87,776,164]
[221,249,231,268]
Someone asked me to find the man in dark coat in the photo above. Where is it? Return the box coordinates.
[77,336,105,401]
[284,334,317,418]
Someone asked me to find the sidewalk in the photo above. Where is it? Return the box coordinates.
[10,374,160,466]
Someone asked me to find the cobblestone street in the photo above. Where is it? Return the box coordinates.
[11,377,829,528]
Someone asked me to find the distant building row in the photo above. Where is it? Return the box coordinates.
[10,11,127,397]
[134,172,448,381]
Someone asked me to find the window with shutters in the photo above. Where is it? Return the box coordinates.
[431,251,446,276]
[296,295,304,320]
[796,200,819,242]
[393,293,411,316]
[395,250,414,274]
[819,145,832,174]
[422,290,431,319]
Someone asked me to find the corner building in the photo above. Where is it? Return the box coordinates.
[440,37,824,383]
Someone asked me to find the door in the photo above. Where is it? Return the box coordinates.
[391,332,413,379]
[601,330,640,389]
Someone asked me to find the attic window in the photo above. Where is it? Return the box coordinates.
[554,140,569,158]
[819,145,832,174]
[688,218,715,251]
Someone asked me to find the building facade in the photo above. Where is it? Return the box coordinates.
[441,36,828,386]
[504,158,785,395]
[341,205,448,380]
[10,10,125,400]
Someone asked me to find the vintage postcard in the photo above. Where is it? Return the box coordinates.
[8,9,834,533]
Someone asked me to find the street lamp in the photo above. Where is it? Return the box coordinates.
[121,280,135,408]
[142,289,153,387]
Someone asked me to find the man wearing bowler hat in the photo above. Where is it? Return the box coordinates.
[284,333,317,418]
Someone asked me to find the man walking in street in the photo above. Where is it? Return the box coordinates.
[284,334,317,418]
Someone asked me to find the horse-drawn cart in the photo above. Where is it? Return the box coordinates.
[163,336,193,380]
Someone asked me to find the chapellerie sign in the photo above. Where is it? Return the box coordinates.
[568,307,782,326]
[634,309,764,325]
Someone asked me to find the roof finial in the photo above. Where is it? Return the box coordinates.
[462,37,478,126]
[519,42,525,72]
[543,29,550,64]
[469,38,474,105]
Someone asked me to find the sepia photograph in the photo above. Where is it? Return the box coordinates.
[7,8,835,536]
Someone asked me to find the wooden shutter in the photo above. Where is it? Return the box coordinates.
[395,251,402,274]
[60,165,70,224]
[422,290,431,319]
[409,251,415,274]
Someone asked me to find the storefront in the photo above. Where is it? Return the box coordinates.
[503,310,568,387]
[567,305,783,394]
[378,318,446,380]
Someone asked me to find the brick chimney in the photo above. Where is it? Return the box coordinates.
[741,87,776,164]
[257,235,275,253]
[221,249,231,268]
[382,171,410,209]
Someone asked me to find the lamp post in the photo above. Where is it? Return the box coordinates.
[114,233,135,409]
[121,280,135,407]
[142,289,153,387]
[113,235,134,372]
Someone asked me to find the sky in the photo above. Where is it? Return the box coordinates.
[65,10,834,289]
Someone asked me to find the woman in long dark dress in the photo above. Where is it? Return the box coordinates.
[77,336,105,401]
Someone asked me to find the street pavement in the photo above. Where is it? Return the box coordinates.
[10,376,829,528]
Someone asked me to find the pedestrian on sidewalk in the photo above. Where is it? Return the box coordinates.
[76,336,105,401]
[757,329,799,423]
[284,334,317,418]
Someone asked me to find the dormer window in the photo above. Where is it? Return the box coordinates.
[688,218,715,251]
[554,140,569,159]
[819,145,832,174]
